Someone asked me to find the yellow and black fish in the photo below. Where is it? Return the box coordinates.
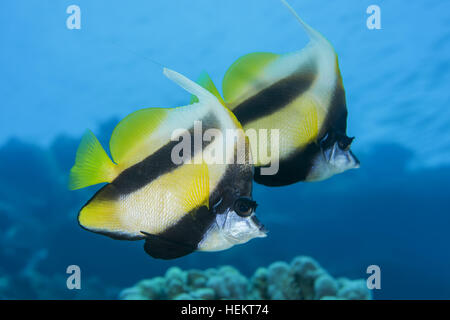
[194,0,360,186]
[69,68,266,260]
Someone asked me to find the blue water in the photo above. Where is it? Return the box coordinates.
[1,0,449,299]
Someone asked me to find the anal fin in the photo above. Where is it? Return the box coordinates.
[142,231,196,260]
[141,205,213,260]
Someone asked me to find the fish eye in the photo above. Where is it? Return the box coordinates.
[338,136,354,151]
[234,197,257,217]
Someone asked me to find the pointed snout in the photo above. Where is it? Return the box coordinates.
[349,149,360,169]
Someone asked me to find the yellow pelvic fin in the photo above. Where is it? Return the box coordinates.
[190,71,225,106]
[69,130,118,190]
[109,108,168,165]
[222,52,280,105]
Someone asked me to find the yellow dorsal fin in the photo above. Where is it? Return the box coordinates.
[69,130,118,190]
[109,108,168,165]
[222,52,280,105]
[190,71,225,105]
[111,67,230,167]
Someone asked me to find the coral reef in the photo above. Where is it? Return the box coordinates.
[0,121,448,299]
[120,256,371,300]
[0,120,121,300]
[0,268,119,300]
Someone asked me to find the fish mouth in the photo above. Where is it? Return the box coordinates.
[323,142,360,170]
[216,207,268,244]
[348,149,360,169]
[251,215,268,234]
[349,150,361,169]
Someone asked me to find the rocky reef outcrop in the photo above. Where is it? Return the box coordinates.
[120,256,371,300]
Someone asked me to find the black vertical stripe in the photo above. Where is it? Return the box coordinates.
[142,162,255,259]
[322,81,348,136]
[254,143,320,186]
[111,138,190,195]
[142,205,214,259]
[253,80,349,186]
[102,113,219,198]
[233,69,317,125]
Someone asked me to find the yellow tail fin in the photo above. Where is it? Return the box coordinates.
[69,130,118,190]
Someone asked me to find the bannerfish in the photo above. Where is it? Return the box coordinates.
[69,68,266,260]
[193,0,360,186]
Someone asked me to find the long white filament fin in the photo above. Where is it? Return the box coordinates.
[280,0,327,44]
[163,68,217,103]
